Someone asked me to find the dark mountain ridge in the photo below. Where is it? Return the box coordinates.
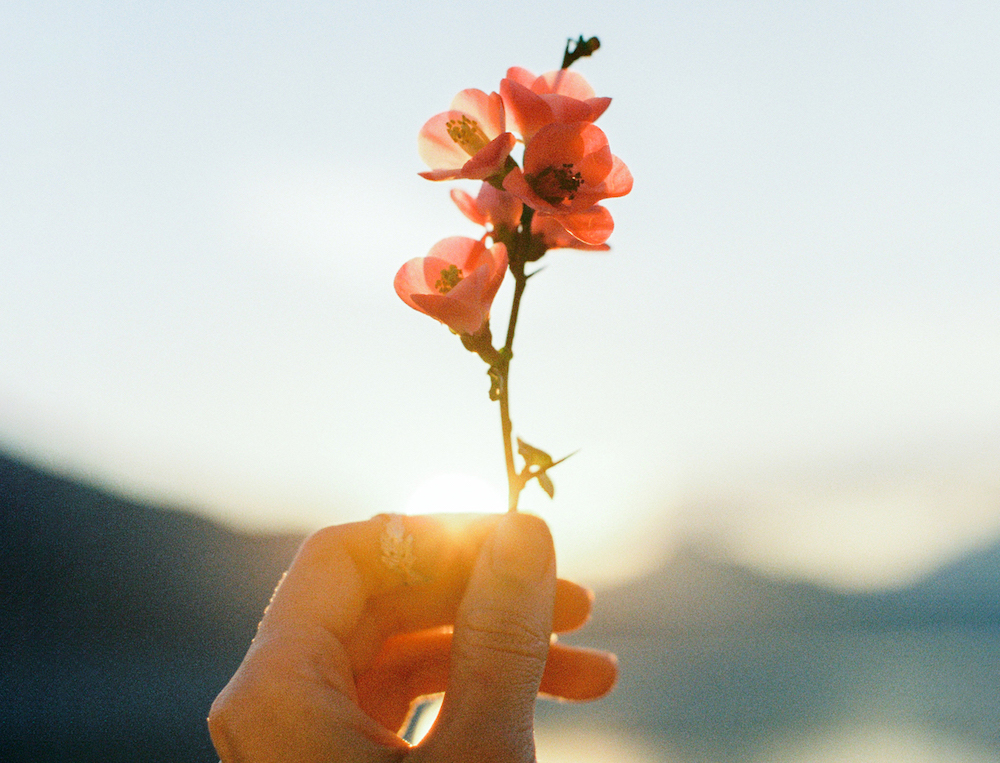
[589,534,1000,641]
[1,451,303,762]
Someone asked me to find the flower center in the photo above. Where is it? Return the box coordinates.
[435,264,464,294]
[526,163,584,206]
[446,115,490,157]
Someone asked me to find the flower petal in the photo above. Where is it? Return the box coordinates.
[501,168,550,211]
[410,292,485,335]
[425,236,482,267]
[418,111,474,170]
[584,96,612,121]
[595,155,634,199]
[548,205,615,245]
[450,188,486,226]
[500,77,553,142]
[450,89,505,139]
[457,132,516,180]
[544,94,603,124]
[394,258,432,311]
[504,66,537,89]
[522,122,610,177]
[532,213,612,251]
[451,184,522,229]
[535,70,595,99]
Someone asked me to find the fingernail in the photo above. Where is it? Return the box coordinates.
[491,513,553,582]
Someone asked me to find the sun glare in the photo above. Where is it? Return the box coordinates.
[402,473,505,516]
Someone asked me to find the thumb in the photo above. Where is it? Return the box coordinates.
[421,512,555,762]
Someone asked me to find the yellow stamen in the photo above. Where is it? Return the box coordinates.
[435,264,464,294]
[446,115,490,156]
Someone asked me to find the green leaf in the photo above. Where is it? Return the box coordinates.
[517,438,554,469]
[537,471,555,499]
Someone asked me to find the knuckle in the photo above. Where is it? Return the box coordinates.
[459,606,550,665]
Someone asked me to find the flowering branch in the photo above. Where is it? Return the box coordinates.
[395,37,632,513]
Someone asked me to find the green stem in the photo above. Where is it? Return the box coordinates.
[498,357,517,511]
[498,206,534,511]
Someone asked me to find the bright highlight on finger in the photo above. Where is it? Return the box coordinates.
[406,697,442,745]
[403,473,505,516]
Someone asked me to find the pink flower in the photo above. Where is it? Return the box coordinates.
[418,89,516,181]
[394,237,508,335]
[502,122,632,244]
[500,67,612,142]
[451,183,523,232]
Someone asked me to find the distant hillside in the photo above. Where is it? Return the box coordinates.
[1,452,303,763]
[586,542,861,637]
[554,531,1000,759]
[891,539,1000,625]
[586,532,1000,639]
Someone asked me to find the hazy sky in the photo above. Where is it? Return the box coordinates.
[3,0,998,588]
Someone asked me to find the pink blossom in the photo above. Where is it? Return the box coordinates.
[500,67,611,142]
[451,183,523,232]
[502,122,632,244]
[394,237,508,335]
[418,89,516,181]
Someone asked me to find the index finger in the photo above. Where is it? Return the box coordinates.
[260,514,497,654]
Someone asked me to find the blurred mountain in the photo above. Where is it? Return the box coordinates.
[3,450,999,762]
[554,534,1000,759]
[587,533,1000,638]
[892,540,1000,625]
[1,451,303,762]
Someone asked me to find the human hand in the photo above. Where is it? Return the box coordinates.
[208,512,617,762]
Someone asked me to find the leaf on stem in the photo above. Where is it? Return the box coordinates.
[517,438,554,470]
[516,438,578,500]
[537,471,555,498]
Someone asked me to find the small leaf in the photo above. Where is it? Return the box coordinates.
[517,438,554,469]
[537,471,555,499]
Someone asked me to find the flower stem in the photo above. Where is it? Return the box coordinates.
[499,263,526,511]
[497,206,535,511]
[498,358,517,511]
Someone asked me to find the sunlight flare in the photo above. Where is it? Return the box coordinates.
[402,473,505,516]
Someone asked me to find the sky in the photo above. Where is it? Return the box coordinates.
[2,0,999,589]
